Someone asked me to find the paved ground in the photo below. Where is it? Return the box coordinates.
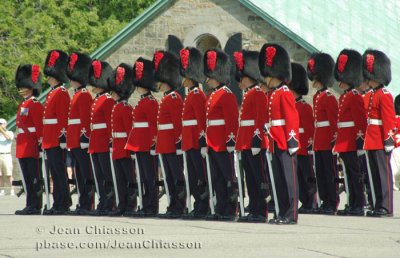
[0,192,399,258]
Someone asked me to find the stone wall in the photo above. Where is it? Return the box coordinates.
[104,0,340,105]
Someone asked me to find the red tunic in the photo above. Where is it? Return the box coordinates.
[235,85,268,151]
[313,89,338,151]
[364,86,396,150]
[66,87,92,149]
[126,93,159,152]
[206,85,239,152]
[182,87,207,151]
[16,97,44,158]
[111,100,133,160]
[88,92,114,153]
[333,89,367,153]
[295,97,314,156]
[267,84,299,152]
[155,91,183,154]
[362,89,373,119]
[42,85,70,149]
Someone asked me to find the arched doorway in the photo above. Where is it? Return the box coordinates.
[196,34,222,52]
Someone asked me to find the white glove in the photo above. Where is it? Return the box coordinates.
[332,150,338,155]
[131,154,136,160]
[357,150,365,157]
[80,143,89,149]
[308,150,314,155]
[227,146,235,153]
[251,147,261,156]
[201,147,207,158]
[176,149,183,155]
[385,145,394,153]
[150,149,156,156]
[59,143,67,149]
[288,147,298,156]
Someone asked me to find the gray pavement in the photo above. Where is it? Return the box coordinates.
[0,192,399,258]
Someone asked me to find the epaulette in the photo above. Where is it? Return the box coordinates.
[61,87,66,92]
[223,86,232,93]
[32,97,38,103]
[382,88,390,94]
[255,87,261,91]
[283,85,289,91]
[123,101,129,106]
[148,95,155,100]
[106,93,112,98]
[351,89,359,95]
[171,92,177,98]
[82,88,87,93]
[194,88,199,94]
[326,90,332,96]
[301,99,306,104]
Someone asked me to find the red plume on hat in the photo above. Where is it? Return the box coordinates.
[153,51,182,89]
[44,49,69,83]
[306,52,335,87]
[88,60,113,90]
[179,47,205,84]
[154,51,164,71]
[109,63,134,100]
[259,43,291,82]
[234,50,264,83]
[66,52,92,85]
[133,57,157,91]
[203,48,231,85]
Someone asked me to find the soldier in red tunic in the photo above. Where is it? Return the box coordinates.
[203,49,239,221]
[307,52,339,215]
[42,50,71,215]
[259,43,299,224]
[332,49,367,216]
[107,63,136,216]
[14,64,44,215]
[233,50,268,223]
[178,47,209,219]
[362,50,395,217]
[153,51,185,219]
[126,58,159,217]
[87,60,115,216]
[65,52,94,215]
[288,63,316,214]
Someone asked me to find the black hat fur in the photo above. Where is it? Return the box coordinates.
[203,48,231,85]
[179,47,205,84]
[334,49,362,88]
[88,60,113,90]
[133,57,157,92]
[234,50,264,83]
[67,52,92,86]
[362,49,391,86]
[289,63,309,95]
[258,43,291,82]
[307,52,335,87]
[153,51,182,89]
[109,63,134,100]
[43,49,69,83]
[15,64,42,97]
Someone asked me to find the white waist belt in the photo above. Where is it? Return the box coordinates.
[208,119,225,126]
[299,128,304,133]
[18,127,36,133]
[316,121,330,127]
[368,119,382,125]
[183,120,198,126]
[92,123,107,130]
[338,121,355,128]
[112,132,127,138]
[159,123,174,130]
[133,122,149,128]
[240,120,255,126]
[43,118,57,124]
[271,119,285,126]
[68,119,81,125]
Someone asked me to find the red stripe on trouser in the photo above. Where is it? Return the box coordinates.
[291,155,297,221]
[386,155,392,213]
[259,152,268,218]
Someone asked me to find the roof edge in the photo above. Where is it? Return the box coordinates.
[238,0,319,53]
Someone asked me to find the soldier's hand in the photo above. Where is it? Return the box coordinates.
[227,146,235,153]
[357,150,365,156]
[150,150,157,156]
[385,145,394,153]
[200,147,207,158]
[59,143,67,149]
[251,147,261,156]
[176,149,183,155]
[288,147,298,156]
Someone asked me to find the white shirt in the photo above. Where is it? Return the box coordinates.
[0,131,14,153]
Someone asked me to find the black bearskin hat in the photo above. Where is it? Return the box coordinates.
[289,63,309,95]
[179,47,205,84]
[362,49,391,86]
[133,57,157,92]
[307,52,335,87]
[88,60,113,90]
[153,51,182,89]
[259,43,291,82]
[234,50,264,83]
[203,48,231,85]
[67,52,92,86]
[334,49,363,88]
[395,94,400,116]
[43,49,69,83]
[109,63,134,100]
[15,64,42,97]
